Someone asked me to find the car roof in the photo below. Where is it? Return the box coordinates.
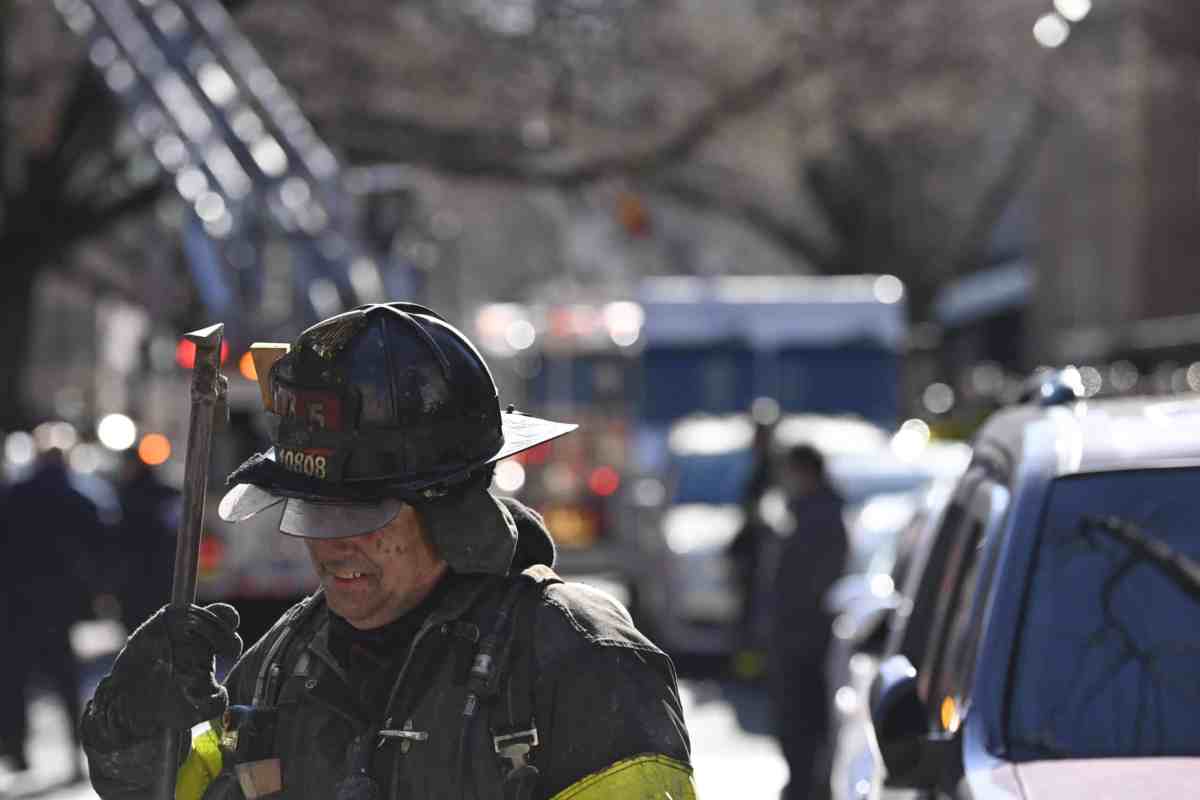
[972,394,1200,479]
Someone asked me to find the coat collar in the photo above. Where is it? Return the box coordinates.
[305,571,504,680]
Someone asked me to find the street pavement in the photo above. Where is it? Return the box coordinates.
[682,678,788,798]
[4,677,787,799]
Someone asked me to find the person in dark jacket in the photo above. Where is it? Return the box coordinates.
[79,302,695,800]
[726,397,780,679]
[112,451,181,634]
[2,446,109,780]
[769,443,848,800]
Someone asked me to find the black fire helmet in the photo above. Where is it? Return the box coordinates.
[218,302,576,546]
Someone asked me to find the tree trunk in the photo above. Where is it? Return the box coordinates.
[0,247,40,429]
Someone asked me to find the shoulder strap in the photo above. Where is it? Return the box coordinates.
[251,589,326,707]
[491,567,562,800]
[466,567,562,701]
[447,568,560,800]
[213,592,325,785]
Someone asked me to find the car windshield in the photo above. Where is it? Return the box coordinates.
[670,449,753,505]
[1006,468,1200,759]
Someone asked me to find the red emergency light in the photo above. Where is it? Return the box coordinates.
[588,465,620,497]
[176,337,230,369]
[198,533,226,577]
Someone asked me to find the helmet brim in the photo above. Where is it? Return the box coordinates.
[217,482,285,522]
[218,484,408,539]
[490,410,578,464]
[279,496,408,539]
[218,410,576,537]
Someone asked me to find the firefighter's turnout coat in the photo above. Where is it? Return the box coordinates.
[82,506,695,799]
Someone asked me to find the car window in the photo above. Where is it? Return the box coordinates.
[1006,467,1200,759]
[886,469,984,669]
[927,482,1009,730]
[916,517,982,708]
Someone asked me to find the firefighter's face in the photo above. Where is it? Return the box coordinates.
[304,505,447,630]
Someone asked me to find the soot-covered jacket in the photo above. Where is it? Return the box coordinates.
[82,503,694,800]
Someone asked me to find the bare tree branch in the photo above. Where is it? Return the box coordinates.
[949,99,1054,274]
[649,169,837,272]
[338,46,810,187]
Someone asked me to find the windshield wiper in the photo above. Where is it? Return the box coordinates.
[1079,515,1200,604]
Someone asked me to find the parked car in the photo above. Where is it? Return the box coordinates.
[828,477,959,800]
[840,383,1200,799]
[825,463,968,660]
[630,412,963,658]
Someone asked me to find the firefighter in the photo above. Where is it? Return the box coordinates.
[79,302,694,800]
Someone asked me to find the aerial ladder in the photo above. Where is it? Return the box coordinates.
[52,0,415,349]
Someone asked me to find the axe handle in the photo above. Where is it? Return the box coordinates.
[158,324,225,800]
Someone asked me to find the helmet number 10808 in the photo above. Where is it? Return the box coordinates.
[281,449,327,479]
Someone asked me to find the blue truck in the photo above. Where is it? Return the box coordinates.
[472,274,909,606]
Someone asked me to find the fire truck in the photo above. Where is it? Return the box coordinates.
[473,300,641,577]
[473,274,909,585]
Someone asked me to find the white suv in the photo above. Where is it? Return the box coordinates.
[847,387,1200,799]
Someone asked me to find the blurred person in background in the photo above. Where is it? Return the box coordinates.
[769,443,848,800]
[112,449,180,634]
[727,396,780,680]
[0,473,16,772]
[0,446,111,780]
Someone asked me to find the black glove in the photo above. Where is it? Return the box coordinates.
[85,603,243,746]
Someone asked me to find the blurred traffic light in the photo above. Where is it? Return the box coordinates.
[616,191,651,237]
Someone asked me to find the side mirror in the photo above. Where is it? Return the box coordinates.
[868,654,958,789]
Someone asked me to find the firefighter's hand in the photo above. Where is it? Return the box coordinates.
[102,603,243,738]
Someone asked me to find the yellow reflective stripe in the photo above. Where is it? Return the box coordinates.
[550,754,697,800]
[176,722,224,800]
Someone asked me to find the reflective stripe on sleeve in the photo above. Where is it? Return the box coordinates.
[176,722,224,800]
[550,754,697,799]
